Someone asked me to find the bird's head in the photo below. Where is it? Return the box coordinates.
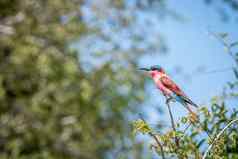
[139,65,165,77]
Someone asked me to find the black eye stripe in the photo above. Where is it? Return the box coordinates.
[150,66,162,71]
[151,67,159,71]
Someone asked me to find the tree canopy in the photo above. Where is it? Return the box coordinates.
[1,0,238,159]
[0,1,148,158]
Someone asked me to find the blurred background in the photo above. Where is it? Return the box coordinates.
[0,0,238,159]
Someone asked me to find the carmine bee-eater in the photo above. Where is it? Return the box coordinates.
[140,65,198,116]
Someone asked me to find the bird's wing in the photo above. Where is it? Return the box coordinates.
[160,76,185,96]
[161,76,199,108]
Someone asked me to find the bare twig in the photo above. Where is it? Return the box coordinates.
[207,30,237,63]
[202,118,238,159]
[199,67,233,75]
[139,115,166,159]
[149,132,166,159]
[166,100,180,148]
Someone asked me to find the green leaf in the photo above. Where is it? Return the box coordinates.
[181,117,188,124]
[197,139,206,148]
[133,119,152,134]
[200,106,209,115]
[175,131,184,137]
[169,130,176,138]
[211,96,219,104]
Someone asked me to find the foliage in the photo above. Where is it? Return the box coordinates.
[133,35,238,159]
[133,119,152,134]
[134,94,238,159]
[0,0,161,159]
[1,0,237,159]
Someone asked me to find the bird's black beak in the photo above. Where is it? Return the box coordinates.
[139,67,150,71]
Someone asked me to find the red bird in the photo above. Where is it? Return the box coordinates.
[140,65,198,116]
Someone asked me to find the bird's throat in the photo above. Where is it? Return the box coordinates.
[150,71,165,78]
[150,70,159,78]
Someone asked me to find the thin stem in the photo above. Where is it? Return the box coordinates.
[207,30,237,63]
[149,132,166,159]
[202,118,238,159]
[139,115,166,159]
[166,100,180,148]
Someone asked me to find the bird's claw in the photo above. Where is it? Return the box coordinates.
[166,97,173,104]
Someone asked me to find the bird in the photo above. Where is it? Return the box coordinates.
[140,65,198,119]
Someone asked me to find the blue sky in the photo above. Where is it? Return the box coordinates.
[76,0,237,126]
[140,0,238,124]
[75,0,238,157]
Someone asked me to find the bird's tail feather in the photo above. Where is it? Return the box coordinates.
[173,95,198,121]
[179,95,199,108]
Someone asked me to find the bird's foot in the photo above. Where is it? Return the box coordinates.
[166,97,173,104]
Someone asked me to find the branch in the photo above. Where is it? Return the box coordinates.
[207,30,237,64]
[202,118,238,159]
[166,100,180,148]
[149,132,166,159]
[139,116,166,159]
